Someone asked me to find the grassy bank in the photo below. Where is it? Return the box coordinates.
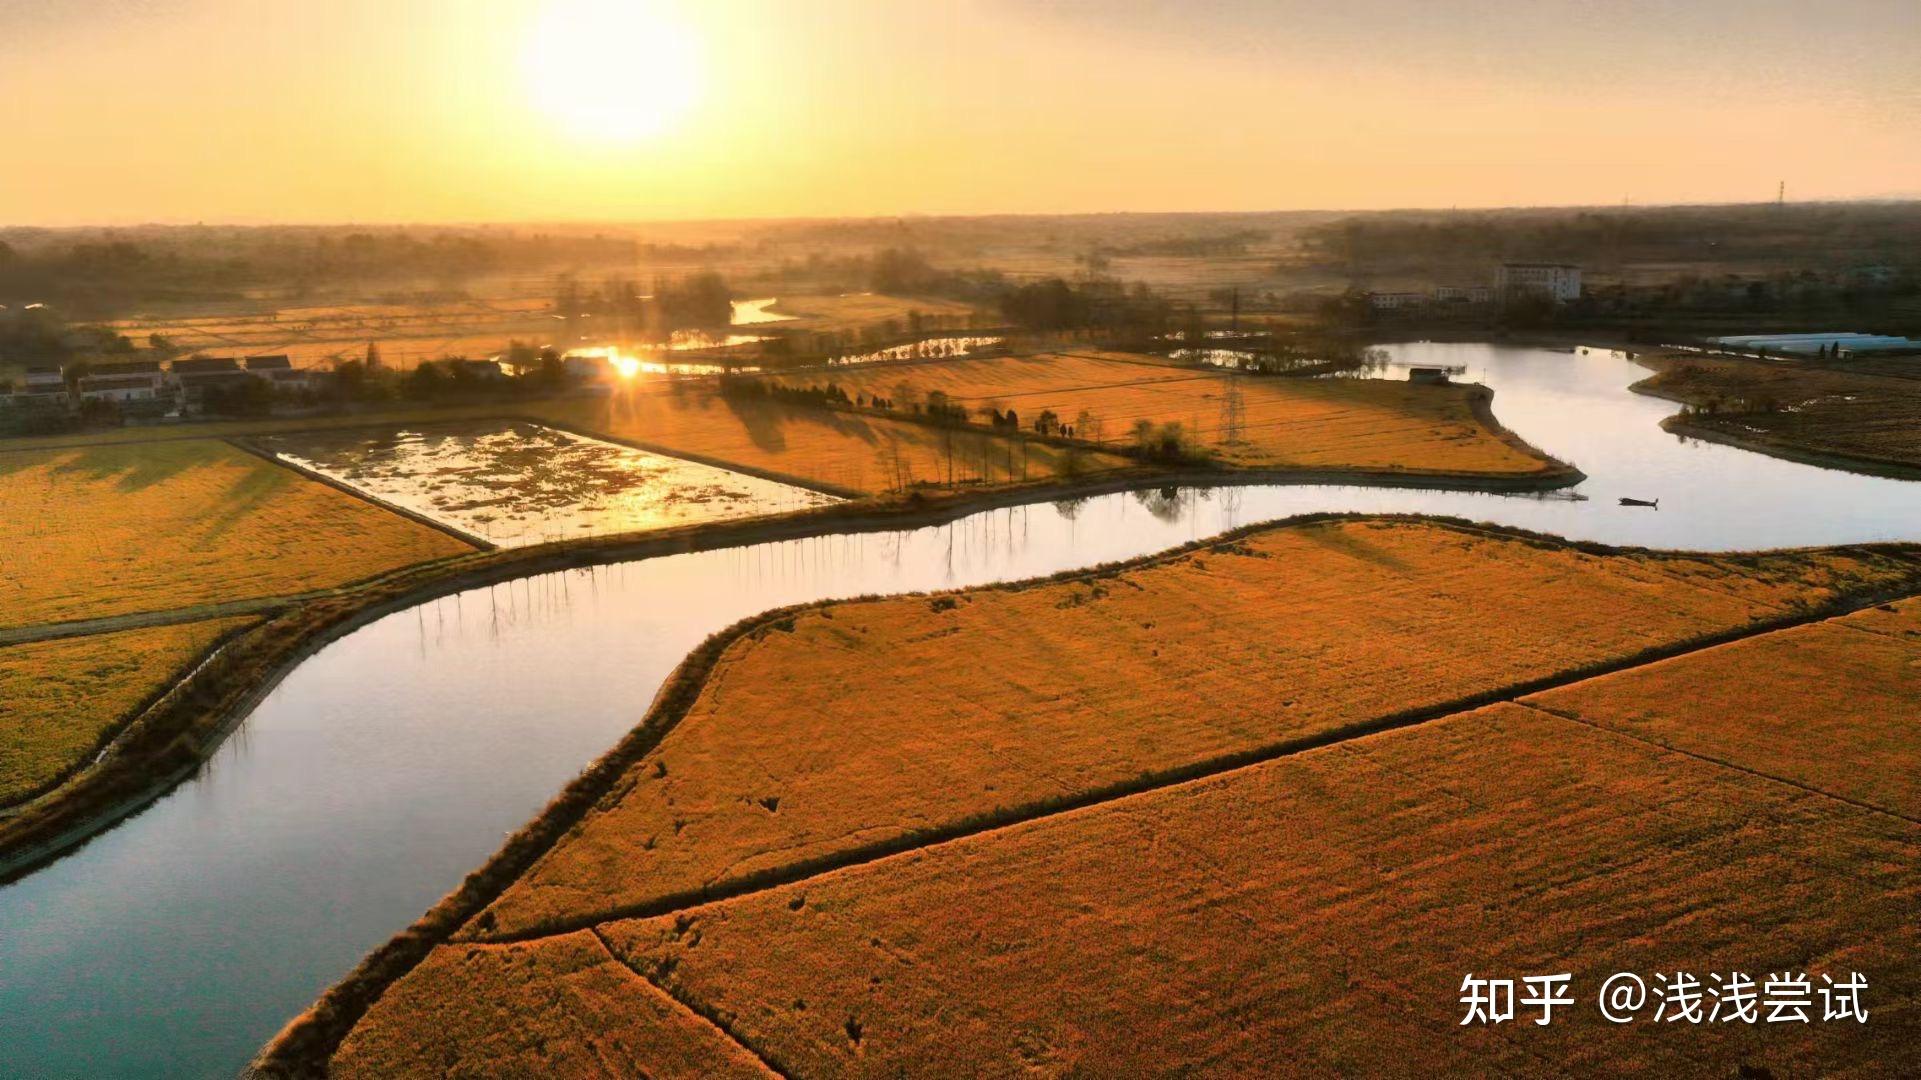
[1633,352,1921,478]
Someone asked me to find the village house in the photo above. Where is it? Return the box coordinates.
[77,360,171,404]
[447,358,508,381]
[170,356,253,404]
[562,354,617,383]
[2,365,71,409]
[244,355,316,392]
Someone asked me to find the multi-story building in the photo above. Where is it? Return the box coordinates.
[1366,291,1428,310]
[1497,263,1582,303]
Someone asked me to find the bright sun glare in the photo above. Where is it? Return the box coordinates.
[523,0,703,143]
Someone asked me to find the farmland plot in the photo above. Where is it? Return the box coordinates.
[472,518,1921,937]
[765,351,1562,476]
[0,440,473,630]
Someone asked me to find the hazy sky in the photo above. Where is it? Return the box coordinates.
[2,0,1916,224]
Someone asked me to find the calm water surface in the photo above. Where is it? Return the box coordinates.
[3,343,1920,1077]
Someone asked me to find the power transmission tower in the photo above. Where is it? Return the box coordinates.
[1218,371,1246,445]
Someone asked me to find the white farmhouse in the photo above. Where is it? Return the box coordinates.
[78,361,170,403]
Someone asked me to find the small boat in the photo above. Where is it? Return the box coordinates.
[1619,496,1660,508]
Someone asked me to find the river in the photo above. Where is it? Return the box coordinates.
[2,342,1919,1077]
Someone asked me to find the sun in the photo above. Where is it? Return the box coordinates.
[522,0,703,143]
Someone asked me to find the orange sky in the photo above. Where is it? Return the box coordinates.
[2,0,1916,225]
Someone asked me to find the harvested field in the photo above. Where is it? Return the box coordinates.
[472,518,1921,937]
[764,351,1561,475]
[528,385,1132,495]
[104,298,564,373]
[1638,353,1921,473]
[328,930,772,1080]
[0,616,252,807]
[593,703,1921,1077]
[1525,596,1921,819]
[0,439,473,630]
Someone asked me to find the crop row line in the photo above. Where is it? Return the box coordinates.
[1517,699,1921,829]
[587,925,795,1080]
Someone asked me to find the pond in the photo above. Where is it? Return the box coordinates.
[3,343,1920,1077]
[258,420,840,548]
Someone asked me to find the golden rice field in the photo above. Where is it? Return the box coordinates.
[0,616,252,806]
[767,351,1560,475]
[1525,596,1921,819]
[587,702,1919,1077]
[470,518,1921,938]
[328,931,772,1080]
[528,385,1133,496]
[103,298,562,372]
[0,440,473,630]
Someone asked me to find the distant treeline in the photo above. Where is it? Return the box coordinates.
[1301,203,1921,274]
[1095,230,1268,258]
[0,226,641,315]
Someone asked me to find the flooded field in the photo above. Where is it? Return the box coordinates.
[258,420,838,547]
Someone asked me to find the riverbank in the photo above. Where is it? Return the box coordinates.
[252,514,1921,1077]
[1629,351,1921,480]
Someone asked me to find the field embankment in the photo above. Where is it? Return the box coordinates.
[260,515,1921,1077]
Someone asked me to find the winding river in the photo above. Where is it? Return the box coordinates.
[4,342,1921,1077]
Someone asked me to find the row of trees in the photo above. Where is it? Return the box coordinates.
[717,374,1200,463]
[551,270,736,339]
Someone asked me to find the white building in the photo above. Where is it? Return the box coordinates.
[21,365,66,393]
[245,355,315,391]
[78,361,170,403]
[1497,263,1582,303]
[1367,291,1428,310]
[3,365,70,409]
[1435,285,1493,304]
